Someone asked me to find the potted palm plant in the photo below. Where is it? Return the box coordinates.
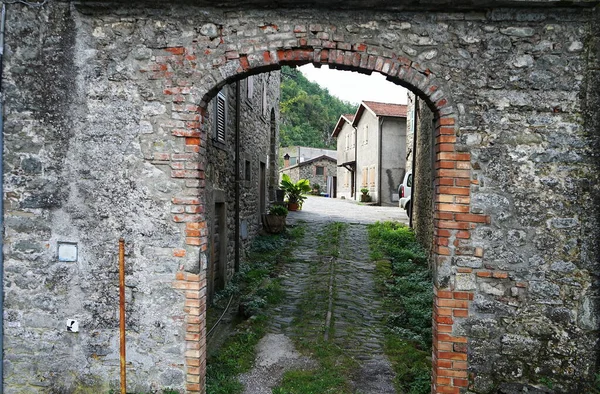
[280,174,311,211]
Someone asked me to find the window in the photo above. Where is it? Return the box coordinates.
[345,133,349,150]
[214,89,227,143]
[362,168,367,187]
[247,76,254,99]
[316,166,324,176]
[350,129,355,149]
[245,160,251,181]
[407,173,413,188]
[369,166,376,186]
[363,124,369,145]
[344,171,349,187]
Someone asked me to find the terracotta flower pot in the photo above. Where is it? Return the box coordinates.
[287,202,299,211]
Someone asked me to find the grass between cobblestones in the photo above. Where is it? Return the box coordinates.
[273,221,356,394]
[205,225,305,394]
[368,221,433,394]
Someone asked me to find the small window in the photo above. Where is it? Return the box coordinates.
[363,124,369,145]
[407,173,413,188]
[245,160,251,181]
[316,166,324,176]
[214,90,227,143]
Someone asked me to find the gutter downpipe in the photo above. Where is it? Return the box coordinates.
[0,4,6,392]
[234,81,240,272]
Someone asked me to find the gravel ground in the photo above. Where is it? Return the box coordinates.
[238,334,317,394]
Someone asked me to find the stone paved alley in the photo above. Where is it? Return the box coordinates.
[239,197,409,393]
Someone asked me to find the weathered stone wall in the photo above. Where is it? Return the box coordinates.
[3,1,600,393]
[280,157,337,192]
[411,93,436,259]
[203,72,280,292]
[3,4,191,392]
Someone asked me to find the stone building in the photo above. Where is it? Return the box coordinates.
[280,145,337,167]
[279,154,337,195]
[203,73,280,302]
[333,101,408,205]
[2,1,599,393]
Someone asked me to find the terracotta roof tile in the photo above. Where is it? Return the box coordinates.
[362,101,407,118]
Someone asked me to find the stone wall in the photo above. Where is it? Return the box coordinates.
[202,72,280,299]
[411,92,436,260]
[2,1,600,393]
[280,156,337,192]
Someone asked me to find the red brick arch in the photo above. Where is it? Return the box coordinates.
[150,39,490,393]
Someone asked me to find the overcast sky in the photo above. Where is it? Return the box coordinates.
[298,64,409,106]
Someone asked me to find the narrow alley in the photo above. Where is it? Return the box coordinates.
[238,197,409,393]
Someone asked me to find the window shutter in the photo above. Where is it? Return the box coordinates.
[216,93,226,142]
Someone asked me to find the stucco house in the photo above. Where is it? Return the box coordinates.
[279,154,337,196]
[333,101,409,206]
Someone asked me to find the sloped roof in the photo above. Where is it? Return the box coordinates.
[280,154,337,171]
[362,101,408,117]
[353,101,407,126]
[331,113,357,138]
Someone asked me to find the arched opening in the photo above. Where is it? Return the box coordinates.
[135,15,496,388]
[169,45,482,393]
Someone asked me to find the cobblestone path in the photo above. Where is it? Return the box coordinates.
[243,198,399,393]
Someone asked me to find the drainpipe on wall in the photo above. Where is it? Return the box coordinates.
[234,81,240,272]
[378,118,383,206]
[0,4,6,392]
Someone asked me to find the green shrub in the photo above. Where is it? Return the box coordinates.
[367,221,432,393]
[269,204,289,216]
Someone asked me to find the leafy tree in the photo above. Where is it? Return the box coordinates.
[280,67,356,149]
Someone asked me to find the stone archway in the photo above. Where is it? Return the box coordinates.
[156,37,490,392]
[7,3,597,393]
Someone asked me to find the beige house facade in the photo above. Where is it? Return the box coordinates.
[333,101,409,206]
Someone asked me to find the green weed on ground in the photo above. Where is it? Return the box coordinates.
[206,225,305,394]
[368,221,432,394]
[273,221,354,394]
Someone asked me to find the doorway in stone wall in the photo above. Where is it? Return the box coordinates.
[155,31,486,391]
[208,201,226,304]
[195,60,471,394]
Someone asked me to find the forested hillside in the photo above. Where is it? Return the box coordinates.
[280,66,356,149]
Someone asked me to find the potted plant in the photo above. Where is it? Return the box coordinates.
[360,188,371,202]
[280,174,311,211]
[262,204,288,234]
[311,183,321,195]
